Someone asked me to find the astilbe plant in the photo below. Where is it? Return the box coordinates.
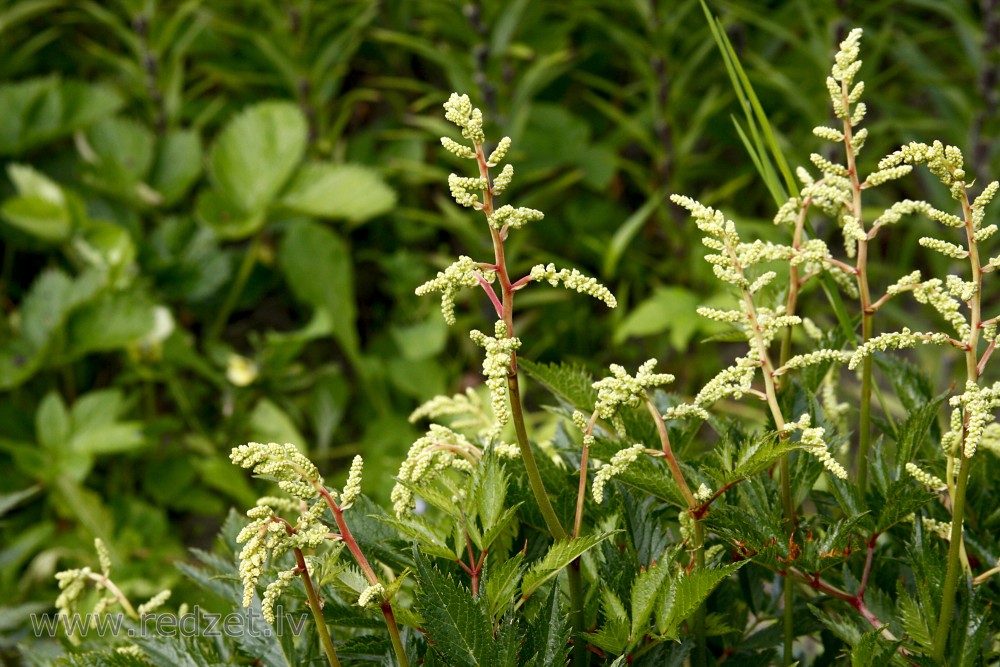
[48,29,1000,667]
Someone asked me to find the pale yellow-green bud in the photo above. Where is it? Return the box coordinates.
[440,136,476,159]
[487,136,511,166]
[262,569,297,625]
[415,255,484,325]
[490,203,543,230]
[849,328,954,369]
[492,164,514,196]
[443,93,485,144]
[340,455,364,509]
[448,173,487,208]
[137,589,171,617]
[358,582,386,608]
[592,443,645,503]
[918,237,968,260]
[529,263,617,307]
[592,359,674,423]
[905,462,946,490]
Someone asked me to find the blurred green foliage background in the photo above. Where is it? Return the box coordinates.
[0,0,996,658]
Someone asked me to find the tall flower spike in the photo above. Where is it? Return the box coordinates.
[469,320,521,426]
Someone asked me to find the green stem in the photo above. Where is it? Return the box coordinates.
[382,602,409,667]
[693,519,707,667]
[780,456,794,666]
[207,233,261,342]
[295,548,341,667]
[932,185,981,663]
[567,559,588,667]
[508,373,566,540]
[931,455,971,662]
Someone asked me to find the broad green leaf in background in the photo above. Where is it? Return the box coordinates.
[208,101,307,214]
[279,220,358,356]
[81,116,155,197]
[148,129,203,206]
[280,162,396,223]
[0,77,124,155]
[194,189,266,240]
[0,163,75,241]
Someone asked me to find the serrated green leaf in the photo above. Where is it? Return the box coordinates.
[897,588,932,649]
[656,561,745,638]
[851,627,898,666]
[474,452,507,538]
[519,359,597,410]
[894,393,947,476]
[280,162,396,222]
[414,548,493,667]
[875,480,934,533]
[631,558,673,640]
[208,101,306,213]
[720,433,799,484]
[374,514,456,560]
[527,584,570,667]
[484,551,524,619]
[522,531,615,600]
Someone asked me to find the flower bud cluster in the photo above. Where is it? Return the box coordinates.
[912,279,970,338]
[340,455,364,509]
[918,236,969,260]
[905,462,946,490]
[849,328,954,370]
[231,442,323,499]
[448,174,488,208]
[773,349,852,376]
[261,569,298,624]
[441,136,476,159]
[693,354,760,407]
[235,500,327,610]
[782,414,847,479]
[529,263,617,307]
[358,582,387,608]
[392,424,479,516]
[410,387,492,433]
[827,28,865,123]
[469,321,521,426]
[487,137,511,166]
[415,255,492,325]
[947,381,1000,458]
[592,443,645,503]
[972,181,1000,227]
[592,359,674,433]
[490,204,543,230]
[443,93,485,144]
[879,140,966,189]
